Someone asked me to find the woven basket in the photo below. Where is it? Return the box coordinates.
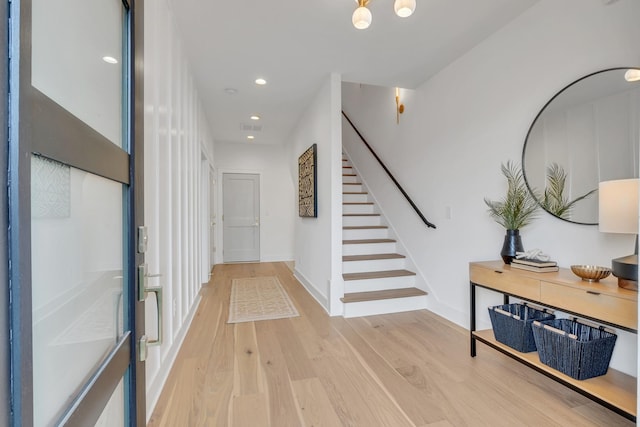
[531,318,617,380]
[488,303,555,353]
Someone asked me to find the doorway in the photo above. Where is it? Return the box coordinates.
[222,173,260,262]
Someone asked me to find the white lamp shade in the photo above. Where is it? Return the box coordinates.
[394,0,416,18]
[624,69,640,82]
[599,178,639,234]
[352,6,372,29]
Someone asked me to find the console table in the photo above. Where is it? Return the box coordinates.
[469,260,637,421]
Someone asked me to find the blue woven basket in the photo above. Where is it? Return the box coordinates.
[531,318,617,380]
[488,303,555,353]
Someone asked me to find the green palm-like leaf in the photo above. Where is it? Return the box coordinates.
[484,161,539,230]
[541,163,597,219]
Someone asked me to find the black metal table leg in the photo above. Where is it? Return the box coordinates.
[470,281,476,357]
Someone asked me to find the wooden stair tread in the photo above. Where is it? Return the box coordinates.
[343,182,363,185]
[343,213,380,217]
[343,226,388,230]
[343,202,374,205]
[343,239,395,244]
[343,253,405,262]
[343,269,416,281]
[342,174,357,176]
[343,192,368,195]
[341,287,427,303]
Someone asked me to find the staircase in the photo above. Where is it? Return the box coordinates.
[341,154,428,318]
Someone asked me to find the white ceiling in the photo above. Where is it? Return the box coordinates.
[172,0,540,145]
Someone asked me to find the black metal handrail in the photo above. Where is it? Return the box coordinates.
[342,111,436,229]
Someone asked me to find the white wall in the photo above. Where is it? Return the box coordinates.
[286,74,344,315]
[144,0,215,419]
[214,142,295,263]
[342,0,639,376]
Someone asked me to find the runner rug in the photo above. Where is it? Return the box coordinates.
[227,276,299,323]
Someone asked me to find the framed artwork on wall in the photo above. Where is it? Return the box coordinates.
[298,144,317,217]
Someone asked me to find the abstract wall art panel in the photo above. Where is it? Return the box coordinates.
[298,144,317,217]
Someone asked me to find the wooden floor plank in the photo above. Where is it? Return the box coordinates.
[291,378,343,427]
[230,394,270,427]
[147,262,634,427]
[332,317,446,425]
[254,320,305,426]
[233,322,261,395]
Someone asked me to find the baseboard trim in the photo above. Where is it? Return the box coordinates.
[293,268,330,314]
[146,291,203,421]
[260,255,295,263]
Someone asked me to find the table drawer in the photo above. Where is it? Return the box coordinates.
[540,281,637,330]
[469,264,540,300]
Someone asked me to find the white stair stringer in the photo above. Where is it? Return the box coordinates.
[340,153,428,317]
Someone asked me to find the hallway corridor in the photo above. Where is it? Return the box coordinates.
[147,262,631,426]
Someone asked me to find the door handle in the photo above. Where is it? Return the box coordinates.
[138,264,164,347]
[146,284,163,347]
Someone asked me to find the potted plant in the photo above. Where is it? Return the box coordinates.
[484,161,539,264]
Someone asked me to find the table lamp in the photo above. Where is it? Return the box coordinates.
[598,178,639,290]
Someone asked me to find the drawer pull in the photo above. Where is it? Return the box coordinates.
[586,291,601,296]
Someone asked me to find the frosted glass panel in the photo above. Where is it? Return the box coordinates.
[94,379,124,427]
[31,155,124,426]
[32,0,124,147]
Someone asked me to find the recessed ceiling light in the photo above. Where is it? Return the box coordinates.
[224,87,238,95]
[624,69,640,82]
[102,56,118,64]
[247,135,255,140]
[255,78,267,85]
[250,115,261,121]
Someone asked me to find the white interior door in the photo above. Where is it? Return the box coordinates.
[222,173,260,262]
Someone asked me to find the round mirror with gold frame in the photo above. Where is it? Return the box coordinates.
[522,67,640,225]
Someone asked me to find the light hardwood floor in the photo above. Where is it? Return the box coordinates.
[147,262,633,426]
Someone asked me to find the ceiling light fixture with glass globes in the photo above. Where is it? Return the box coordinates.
[352,0,416,30]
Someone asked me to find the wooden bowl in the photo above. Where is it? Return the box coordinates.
[570,265,611,282]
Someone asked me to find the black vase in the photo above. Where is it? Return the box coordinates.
[501,229,524,264]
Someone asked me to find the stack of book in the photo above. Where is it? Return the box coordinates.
[511,258,559,272]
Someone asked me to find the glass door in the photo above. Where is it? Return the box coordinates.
[8,0,146,426]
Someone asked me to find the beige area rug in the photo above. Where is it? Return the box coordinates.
[227,276,299,323]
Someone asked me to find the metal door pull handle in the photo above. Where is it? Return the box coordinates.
[146,285,163,347]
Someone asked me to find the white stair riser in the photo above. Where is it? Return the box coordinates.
[342,257,406,274]
[343,184,363,192]
[342,216,381,227]
[343,204,375,214]
[343,193,369,203]
[344,275,415,293]
[342,242,397,255]
[342,228,389,240]
[342,167,354,174]
[342,295,428,318]
[342,175,359,184]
